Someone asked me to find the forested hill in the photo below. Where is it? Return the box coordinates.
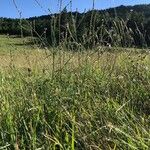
[0,4,150,48]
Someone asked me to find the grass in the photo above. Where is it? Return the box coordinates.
[0,35,35,54]
[0,35,150,149]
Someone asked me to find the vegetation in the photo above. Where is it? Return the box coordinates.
[0,2,150,150]
[0,35,150,149]
[0,4,150,48]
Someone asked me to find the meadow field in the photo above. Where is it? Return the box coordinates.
[0,35,149,149]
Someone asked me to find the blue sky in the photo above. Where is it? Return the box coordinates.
[0,0,150,18]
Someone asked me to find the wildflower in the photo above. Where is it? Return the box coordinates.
[118,75,124,79]
[133,78,136,82]
[145,66,149,71]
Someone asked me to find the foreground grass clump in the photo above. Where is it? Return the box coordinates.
[0,50,150,149]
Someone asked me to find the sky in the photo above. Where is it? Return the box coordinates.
[0,0,150,18]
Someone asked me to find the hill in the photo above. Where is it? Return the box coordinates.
[0,4,150,48]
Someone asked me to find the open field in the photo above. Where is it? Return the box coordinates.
[0,35,150,149]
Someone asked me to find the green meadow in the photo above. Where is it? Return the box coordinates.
[0,35,149,149]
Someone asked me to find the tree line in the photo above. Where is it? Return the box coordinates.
[0,4,150,48]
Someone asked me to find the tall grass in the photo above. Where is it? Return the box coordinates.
[0,49,150,149]
[0,0,149,149]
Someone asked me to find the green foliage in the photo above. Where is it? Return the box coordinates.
[0,49,150,149]
[0,3,150,149]
[1,4,150,48]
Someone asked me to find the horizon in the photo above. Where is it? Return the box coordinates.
[0,0,150,18]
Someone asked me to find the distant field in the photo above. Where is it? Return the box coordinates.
[0,35,35,53]
[0,35,50,69]
[0,35,150,70]
[0,35,150,149]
